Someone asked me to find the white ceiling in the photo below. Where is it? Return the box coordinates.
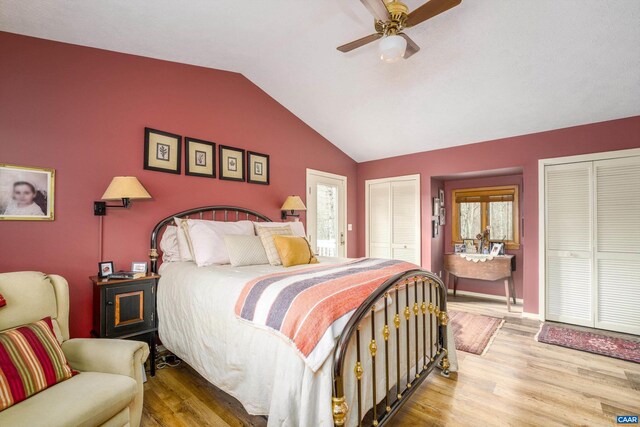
[2,1,639,162]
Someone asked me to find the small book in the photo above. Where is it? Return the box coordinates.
[107,271,146,280]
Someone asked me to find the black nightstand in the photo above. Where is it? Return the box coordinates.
[90,274,159,376]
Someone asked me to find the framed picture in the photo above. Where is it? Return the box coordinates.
[131,261,148,274]
[144,127,182,174]
[0,164,55,221]
[439,189,445,205]
[454,243,466,253]
[433,197,440,217]
[439,206,446,226]
[463,239,476,254]
[247,151,269,185]
[491,242,505,256]
[185,137,215,178]
[432,219,439,237]
[219,145,245,182]
[99,261,114,278]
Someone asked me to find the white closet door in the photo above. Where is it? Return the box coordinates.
[594,156,640,334]
[391,180,420,264]
[368,182,392,259]
[545,162,593,326]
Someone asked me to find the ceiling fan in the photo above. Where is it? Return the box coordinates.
[337,0,462,63]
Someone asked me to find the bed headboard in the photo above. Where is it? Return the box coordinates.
[149,205,272,273]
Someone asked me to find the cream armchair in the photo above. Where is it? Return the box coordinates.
[0,271,149,427]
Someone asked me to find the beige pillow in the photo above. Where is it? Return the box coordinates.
[256,225,293,266]
[224,235,270,267]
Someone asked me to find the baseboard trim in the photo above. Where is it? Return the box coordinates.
[447,289,523,304]
[521,311,542,320]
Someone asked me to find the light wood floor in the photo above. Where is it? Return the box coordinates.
[142,296,640,426]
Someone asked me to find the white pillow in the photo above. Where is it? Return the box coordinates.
[253,221,306,237]
[187,220,255,266]
[173,218,194,262]
[256,225,294,266]
[159,226,181,262]
[224,235,269,267]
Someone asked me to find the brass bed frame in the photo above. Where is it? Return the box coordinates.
[150,206,450,427]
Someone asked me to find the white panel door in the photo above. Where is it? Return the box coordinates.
[545,162,593,326]
[307,170,347,258]
[366,175,420,265]
[594,156,640,334]
[390,180,420,264]
[367,182,392,259]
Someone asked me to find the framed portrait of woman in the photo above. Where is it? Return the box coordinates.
[0,164,55,221]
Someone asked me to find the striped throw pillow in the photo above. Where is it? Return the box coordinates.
[0,317,75,411]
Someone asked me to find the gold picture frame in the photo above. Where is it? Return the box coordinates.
[219,145,245,182]
[144,127,182,174]
[0,163,55,221]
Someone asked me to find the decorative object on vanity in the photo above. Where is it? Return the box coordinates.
[280,195,306,220]
[219,145,245,181]
[0,163,54,221]
[185,137,216,178]
[490,242,504,256]
[449,310,504,355]
[454,243,465,253]
[144,127,182,174]
[91,274,159,376]
[444,252,516,311]
[337,0,462,62]
[476,225,491,254]
[463,238,476,253]
[93,176,152,215]
[536,324,640,363]
[247,151,270,185]
[131,261,148,274]
[98,261,115,278]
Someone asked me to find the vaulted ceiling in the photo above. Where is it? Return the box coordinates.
[2,1,639,161]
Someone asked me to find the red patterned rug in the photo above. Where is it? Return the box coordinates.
[536,324,640,363]
[450,310,504,355]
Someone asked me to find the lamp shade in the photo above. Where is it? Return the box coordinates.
[101,176,152,200]
[281,195,306,211]
[379,35,407,63]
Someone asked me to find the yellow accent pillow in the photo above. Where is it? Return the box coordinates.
[272,236,319,268]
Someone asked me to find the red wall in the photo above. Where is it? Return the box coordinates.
[0,32,358,337]
[442,174,524,299]
[357,116,640,314]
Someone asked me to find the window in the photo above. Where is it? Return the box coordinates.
[451,185,520,249]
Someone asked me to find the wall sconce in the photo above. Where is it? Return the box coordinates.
[280,195,306,220]
[94,176,152,216]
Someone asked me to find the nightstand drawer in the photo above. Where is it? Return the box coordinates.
[104,280,155,337]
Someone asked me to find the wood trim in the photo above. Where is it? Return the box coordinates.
[451,185,520,250]
[115,291,144,326]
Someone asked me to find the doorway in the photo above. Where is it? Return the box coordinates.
[306,169,347,258]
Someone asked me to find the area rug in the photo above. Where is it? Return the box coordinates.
[449,310,504,355]
[536,324,640,363]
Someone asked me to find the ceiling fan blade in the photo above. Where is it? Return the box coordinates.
[359,0,390,22]
[337,33,383,53]
[405,0,461,27]
[400,33,420,59]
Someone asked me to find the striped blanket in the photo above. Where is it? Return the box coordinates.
[235,258,416,371]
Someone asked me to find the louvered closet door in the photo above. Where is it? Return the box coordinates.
[545,162,594,326]
[368,182,392,259]
[594,156,640,335]
[391,180,420,264]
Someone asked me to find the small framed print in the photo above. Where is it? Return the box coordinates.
[247,151,269,185]
[432,197,440,218]
[0,164,55,221]
[131,261,148,274]
[439,206,446,226]
[185,137,215,178]
[491,242,505,256]
[99,261,114,278]
[432,219,439,237]
[144,128,182,174]
[463,239,476,254]
[439,189,445,205]
[219,145,245,181]
[454,243,466,253]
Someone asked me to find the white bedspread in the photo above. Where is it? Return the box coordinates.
[157,258,457,427]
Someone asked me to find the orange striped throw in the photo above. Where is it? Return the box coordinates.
[0,317,75,411]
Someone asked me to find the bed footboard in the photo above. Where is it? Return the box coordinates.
[331,269,449,427]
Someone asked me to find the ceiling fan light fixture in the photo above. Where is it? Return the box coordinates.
[378,34,407,63]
